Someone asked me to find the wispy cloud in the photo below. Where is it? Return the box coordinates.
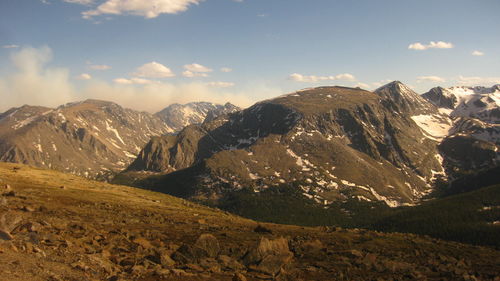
[417,76,445,83]
[472,50,484,56]
[220,67,232,73]
[289,73,356,83]
[207,81,234,88]
[82,0,203,19]
[184,63,212,73]
[63,0,94,5]
[0,46,257,113]
[183,71,208,78]
[113,77,157,85]
[408,41,454,50]
[88,63,112,70]
[133,62,175,78]
[76,73,92,80]
[2,45,19,49]
[183,63,212,78]
[0,46,75,110]
[457,75,500,86]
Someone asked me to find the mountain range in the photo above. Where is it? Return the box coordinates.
[115,82,499,218]
[0,100,238,180]
[1,81,498,209]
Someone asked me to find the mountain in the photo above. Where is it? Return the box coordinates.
[155,102,240,132]
[3,163,500,280]
[420,85,500,178]
[118,83,449,210]
[0,99,172,180]
[422,85,500,122]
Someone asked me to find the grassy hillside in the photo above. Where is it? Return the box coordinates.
[1,163,500,280]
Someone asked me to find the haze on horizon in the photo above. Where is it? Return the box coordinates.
[0,0,499,113]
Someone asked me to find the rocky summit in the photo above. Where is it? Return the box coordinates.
[155,102,240,133]
[0,163,499,281]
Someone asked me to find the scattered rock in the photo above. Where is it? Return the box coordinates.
[233,272,248,281]
[3,184,11,191]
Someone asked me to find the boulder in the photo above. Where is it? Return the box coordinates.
[194,234,220,258]
[243,237,293,276]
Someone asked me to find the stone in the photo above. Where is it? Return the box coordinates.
[233,272,248,281]
[22,206,36,212]
[160,253,176,268]
[243,237,293,276]
[132,237,153,249]
[254,225,273,234]
[218,255,245,271]
[194,234,220,258]
[184,263,204,272]
[3,191,15,197]
[0,229,13,240]
[172,244,207,264]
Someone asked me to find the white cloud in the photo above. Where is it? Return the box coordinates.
[133,62,175,78]
[456,75,500,86]
[63,0,94,5]
[354,83,370,89]
[76,73,92,80]
[0,46,75,110]
[207,81,235,88]
[417,76,445,83]
[472,50,484,56]
[88,64,112,70]
[113,77,157,84]
[82,0,203,19]
[0,46,261,113]
[221,67,232,73]
[184,63,213,73]
[408,41,454,50]
[289,73,356,83]
[2,45,19,49]
[182,71,209,78]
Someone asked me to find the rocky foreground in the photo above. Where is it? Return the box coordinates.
[0,163,499,281]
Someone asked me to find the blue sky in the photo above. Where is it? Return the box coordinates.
[1,0,499,112]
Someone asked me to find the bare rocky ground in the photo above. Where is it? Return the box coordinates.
[0,162,499,281]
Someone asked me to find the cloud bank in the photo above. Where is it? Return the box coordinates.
[289,73,356,83]
[0,46,260,113]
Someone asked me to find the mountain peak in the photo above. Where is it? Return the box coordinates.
[375,81,434,115]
